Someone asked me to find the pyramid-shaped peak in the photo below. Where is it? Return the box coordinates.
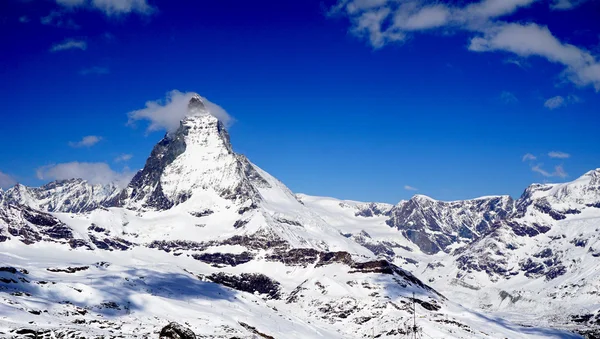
[187,93,206,112]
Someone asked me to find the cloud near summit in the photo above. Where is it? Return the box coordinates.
[127,90,234,133]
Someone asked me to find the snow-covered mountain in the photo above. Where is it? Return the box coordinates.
[0,94,595,338]
[4,179,120,213]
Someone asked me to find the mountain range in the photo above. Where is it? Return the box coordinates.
[0,94,598,338]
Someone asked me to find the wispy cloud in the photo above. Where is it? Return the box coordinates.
[554,165,568,178]
[331,0,600,91]
[69,135,102,148]
[19,16,30,23]
[114,154,133,163]
[531,164,569,178]
[41,11,80,29]
[544,94,581,110]
[522,153,537,162]
[0,171,17,189]
[50,39,87,52]
[500,91,518,104]
[404,185,418,191]
[503,58,530,69]
[55,0,155,17]
[550,0,590,10]
[548,151,570,159]
[36,162,133,187]
[79,66,109,75]
[544,96,566,110]
[127,90,234,133]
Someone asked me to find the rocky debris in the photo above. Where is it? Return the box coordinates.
[89,234,134,251]
[159,322,197,339]
[571,238,588,248]
[148,240,207,252]
[287,279,309,304]
[88,224,108,233]
[233,219,249,229]
[316,251,353,267]
[47,266,89,273]
[189,209,213,218]
[238,322,274,339]
[267,248,320,266]
[506,221,551,237]
[191,252,254,267]
[206,272,281,299]
[274,217,303,227]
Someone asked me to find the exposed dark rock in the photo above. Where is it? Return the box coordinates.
[316,251,353,267]
[159,322,197,339]
[192,252,254,267]
[274,217,303,227]
[239,321,275,339]
[571,238,588,248]
[233,219,249,229]
[239,322,274,339]
[88,224,107,233]
[266,248,319,266]
[89,234,133,251]
[121,118,189,210]
[189,209,214,218]
[499,290,521,303]
[545,265,567,280]
[207,272,281,299]
[533,248,553,258]
[148,240,207,253]
[47,266,89,273]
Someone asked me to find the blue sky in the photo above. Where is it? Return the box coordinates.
[0,0,599,203]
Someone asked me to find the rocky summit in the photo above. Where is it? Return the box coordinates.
[0,95,598,338]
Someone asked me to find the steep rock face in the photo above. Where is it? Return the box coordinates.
[386,195,514,254]
[0,201,74,245]
[5,179,120,213]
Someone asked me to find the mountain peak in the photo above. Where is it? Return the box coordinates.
[187,93,206,113]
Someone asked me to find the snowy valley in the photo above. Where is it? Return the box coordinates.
[0,95,598,338]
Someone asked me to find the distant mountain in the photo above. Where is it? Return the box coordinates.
[0,94,594,338]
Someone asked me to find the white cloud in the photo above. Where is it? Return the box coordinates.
[531,164,568,178]
[114,154,133,163]
[500,91,518,103]
[332,0,600,90]
[468,23,600,90]
[50,39,87,52]
[544,96,565,109]
[55,0,155,16]
[550,0,589,10]
[41,11,80,29]
[522,153,536,161]
[554,165,568,178]
[79,66,109,75]
[0,171,17,189]
[404,185,418,191]
[127,90,234,133]
[69,135,102,148]
[548,151,570,159]
[36,162,133,187]
[19,16,30,23]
